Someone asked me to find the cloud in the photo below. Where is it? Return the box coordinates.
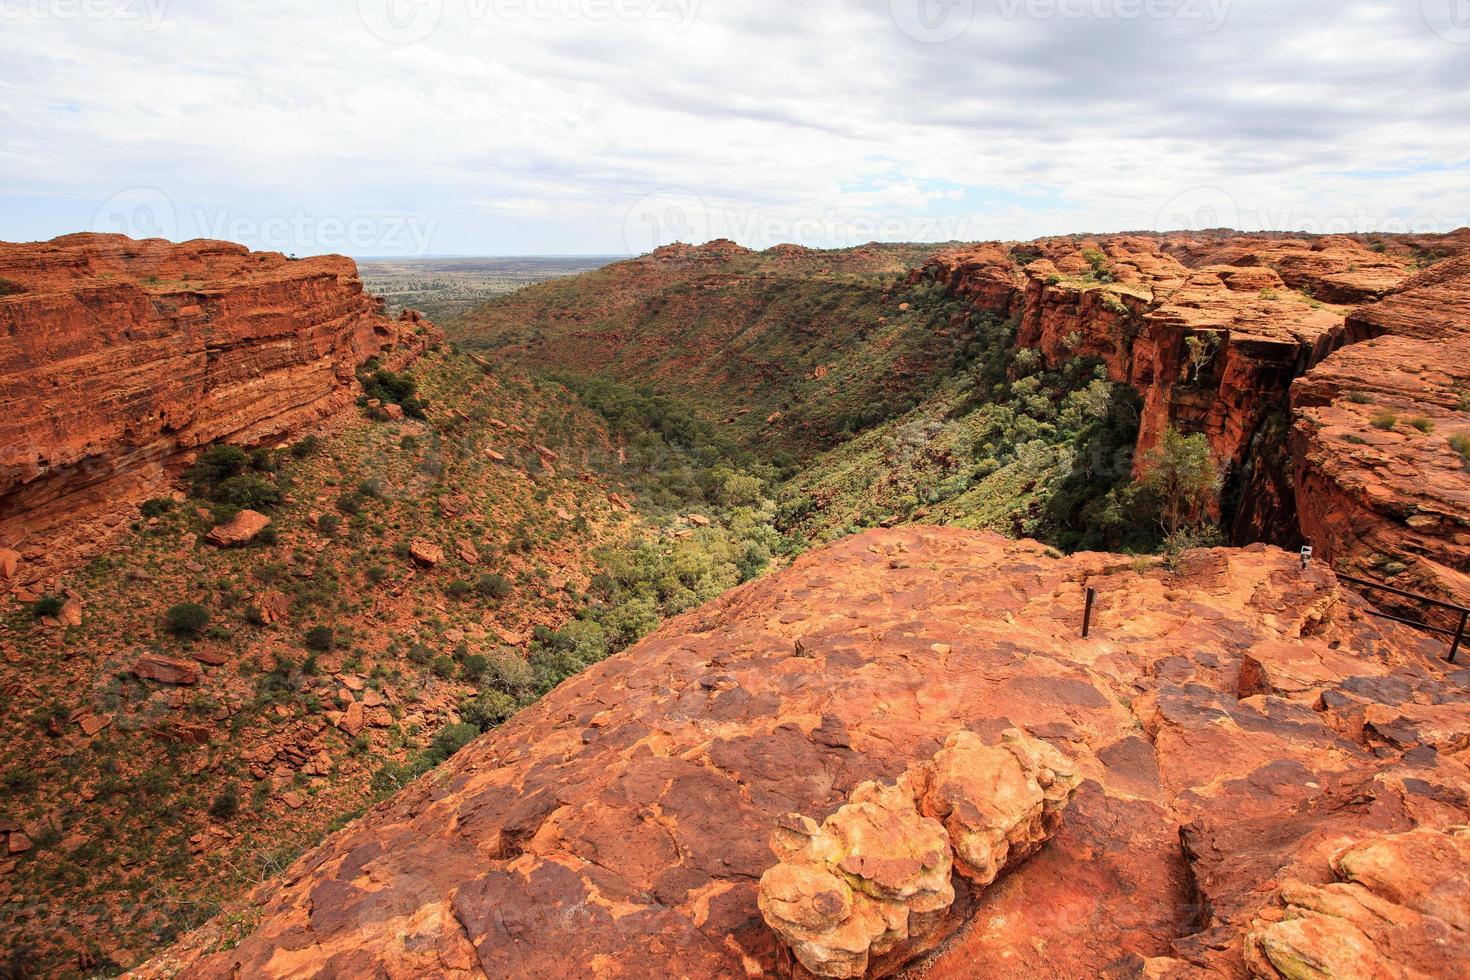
[0,0,1466,255]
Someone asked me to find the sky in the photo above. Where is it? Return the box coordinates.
[1,0,1468,256]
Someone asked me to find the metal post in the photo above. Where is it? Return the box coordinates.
[1451,609,1468,665]
[1082,587,1097,639]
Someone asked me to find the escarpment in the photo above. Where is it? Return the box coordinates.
[0,233,439,587]
[924,232,1470,563]
[142,527,1470,978]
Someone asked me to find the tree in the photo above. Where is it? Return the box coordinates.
[1138,427,1220,538]
[165,603,211,637]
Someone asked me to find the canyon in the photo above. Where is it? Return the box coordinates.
[2,228,1469,978]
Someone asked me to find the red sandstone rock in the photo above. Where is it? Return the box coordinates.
[0,233,440,585]
[408,539,444,568]
[204,510,271,547]
[1244,827,1470,979]
[127,653,200,687]
[138,528,1470,979]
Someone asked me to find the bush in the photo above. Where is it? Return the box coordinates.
[1450,433,1470,469]
[445,580,473,600]
[290,435,320,459]
[140,498,174,518]
[461,690,519,731]
[317,513,341,537]
[185,444,249,492]
[431,656,457,679]
[1409,417,1435,434]
[0,277,25,297]
[475,573,513,600]
[304,626,335,652]
[366,565,388,584]
[31,595,65,619]
[1370,411,1398,431]
[166,603,211,637]
[336,493,363,515]
[461,653,489,679]
[425,723,480,765]
[208,785,240,820]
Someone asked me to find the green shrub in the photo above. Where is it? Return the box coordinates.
[1409,417,1435,434]
[185,444,249,492]
[304,626,335,652]
[336,493,363,515]
[317,514,341,537]
[425,723,480,764]
[1370,411,1398,431]
[31,595,65,619]
[461,690,519,731]
[290,435,321,459]
[1450,433,1470,469]
[475,573,513,600]
[166,603,211,636]
[366,565,388,584]
[140,497,174,518]
[208,785,240,820]
[431,656,457,679]
[461,653,489,679]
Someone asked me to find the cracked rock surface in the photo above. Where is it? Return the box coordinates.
[140,527,1470,978]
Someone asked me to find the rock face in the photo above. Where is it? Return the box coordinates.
[141,527,1470,978]
[0,233,438,587]
[1245,827,1470,979]
[759,728,1079,978]
[1284,251,1470,619]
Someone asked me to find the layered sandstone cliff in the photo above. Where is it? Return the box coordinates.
[0,234,438,589]
[141,527,1470,978]
[1288,256,1470,620]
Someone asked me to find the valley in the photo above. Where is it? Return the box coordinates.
[2,228,1470,978]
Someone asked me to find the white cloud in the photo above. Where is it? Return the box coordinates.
[0,0,1466,255]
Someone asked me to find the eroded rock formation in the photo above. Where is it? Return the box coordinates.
[1245,826,1470,979]
[140,527,1470,978]
[759,729,1079,978]
[0,233,439,587]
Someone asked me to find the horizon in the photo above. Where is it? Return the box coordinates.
[4,1,1469,257]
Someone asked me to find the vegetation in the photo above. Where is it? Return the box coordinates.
[165,603,211,637]
[1451,432,1470,469]
[1137,427,1222,544]
[1371,411,1399,431]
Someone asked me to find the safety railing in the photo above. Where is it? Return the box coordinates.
[1335,572,1467,664]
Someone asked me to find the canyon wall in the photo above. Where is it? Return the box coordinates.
[924,233,1469,554]
[0,234,438,590]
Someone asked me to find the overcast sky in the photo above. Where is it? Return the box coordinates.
[1,0,1467,256]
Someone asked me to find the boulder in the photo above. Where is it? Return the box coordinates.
[0,547,19,581]
[128,653,201,686]
[409,540,444,568]
[205,510,272,547]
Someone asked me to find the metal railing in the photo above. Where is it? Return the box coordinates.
[1336,571,1468,664]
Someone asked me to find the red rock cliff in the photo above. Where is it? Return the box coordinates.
[0,234,438,589]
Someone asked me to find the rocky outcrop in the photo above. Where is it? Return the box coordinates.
[759,729,1079,978]
[0,233,439,589]
[204,509,272,547]
[1245,827,1470,979]
[141,527,1470,978]
[1288,257,1470,620]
